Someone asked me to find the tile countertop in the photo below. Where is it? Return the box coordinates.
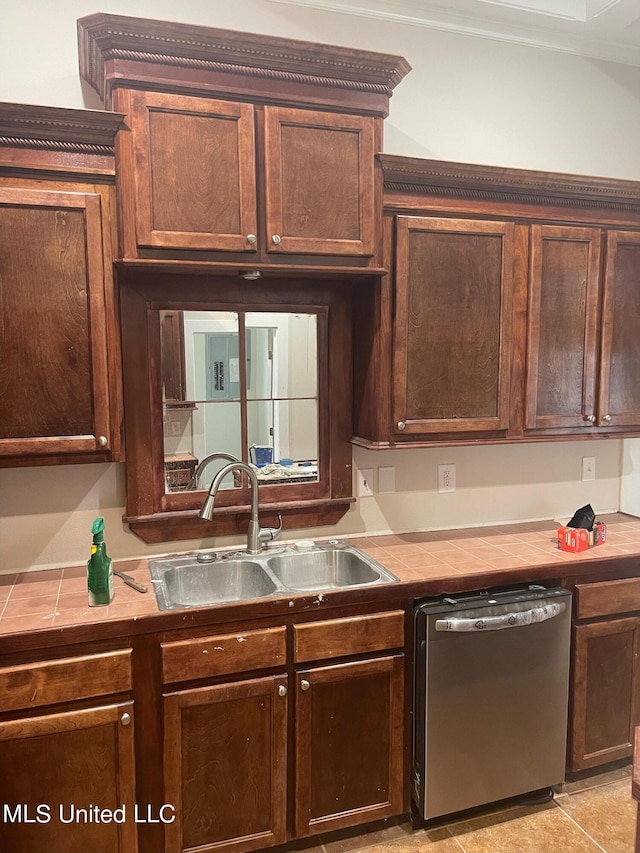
[1,513,640,644]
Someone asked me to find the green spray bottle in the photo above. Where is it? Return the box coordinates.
[88,517,114,606]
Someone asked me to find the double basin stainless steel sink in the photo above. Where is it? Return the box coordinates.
[149,541,399,611]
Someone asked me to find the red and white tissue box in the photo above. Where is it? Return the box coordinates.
[557,522,607,553]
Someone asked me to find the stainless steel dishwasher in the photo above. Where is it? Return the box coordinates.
[413,586,571,821]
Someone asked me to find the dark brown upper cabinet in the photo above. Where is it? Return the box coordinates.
[0,103,124,467]
[526,226,640,436]
[75,13,410,541]
[525,225,603,432]
[600,230,640,428]
[263,106,376,257]
[393,216,514,437]
[123,91,376,259]
[127,91,258,254]
[353,155,640,449]
[77,13,410,272]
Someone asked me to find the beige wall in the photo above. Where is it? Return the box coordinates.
[1,0,638,572]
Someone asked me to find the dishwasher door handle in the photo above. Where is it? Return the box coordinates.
[435,601,566,632]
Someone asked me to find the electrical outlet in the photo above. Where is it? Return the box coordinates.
[438,463,456,493]
[357,468,374,497]
[582,456,596,481]
[168,420,182,437]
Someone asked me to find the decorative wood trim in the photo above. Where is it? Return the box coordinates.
[77,12,410,111]
[115,259,388,277]
[380,154,640,214]
[106,49,396,94]
[125,499,355,544]
[0,102,124,149]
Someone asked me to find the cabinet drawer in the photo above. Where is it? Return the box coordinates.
[161,626,287,683]
[293,611,404,663]
[576,577,640,619]
[0,649,132,713]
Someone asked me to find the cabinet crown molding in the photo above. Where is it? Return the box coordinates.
[0,102,124,155]
[379,154,640,214]
[77,12,411,112]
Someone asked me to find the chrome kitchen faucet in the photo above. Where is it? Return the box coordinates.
[199,461,282,554]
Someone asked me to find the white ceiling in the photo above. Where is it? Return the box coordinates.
[267,0,640,66]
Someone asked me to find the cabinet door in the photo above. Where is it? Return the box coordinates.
[294,655,404,838]
[264,106,376,256]
[569,618,640,771]
[130,91,258,252]
[160,310,186,403]
[598,230,640,428]
[0,702,137,853]
[525,225,602,431]
[163,675,288,853]
[0,187,111,456]
[393,217,514,435]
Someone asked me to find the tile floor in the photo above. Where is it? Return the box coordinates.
[279,765,637,853]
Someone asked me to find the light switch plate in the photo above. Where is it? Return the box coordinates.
[378,466,395,494]
[357,468,374,497]
[582,456,596,481]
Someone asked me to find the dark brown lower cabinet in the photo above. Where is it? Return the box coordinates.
[163,675,288,853]
[294,655,404,837]
[0,702,137,853]
[160,612,405,852]
[569,618,640,771]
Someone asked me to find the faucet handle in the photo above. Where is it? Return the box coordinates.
[260,514,283,545]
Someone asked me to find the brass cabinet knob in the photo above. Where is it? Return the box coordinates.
[246,234,257,244]
[121,712,132,726]
[97,435,108,446]
[300,679,310,692]
[271,234,282,245]
[278,685,287,697]
[603,414,612,422]
[397,421,406,431]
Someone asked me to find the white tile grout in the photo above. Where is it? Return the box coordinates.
[551,799,608,853]
[445,824,469,852]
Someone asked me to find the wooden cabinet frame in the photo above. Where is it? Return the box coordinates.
[570,617,640,771]
[80,14,408,273]
[526,225,602,431]
[163,676,288,853]
[599,230,640,427]
[119,271,355,543]
[392,216,514,435]
[0,103,123,466]
[0,701,138,853]
[0,187,111,457]
[264,106,376,257]
[128,91,258,253]
[354,155,640,449]
[159,607,405,850]
[294,654,404,837]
